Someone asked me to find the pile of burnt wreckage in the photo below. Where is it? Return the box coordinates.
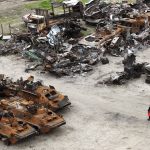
[0,74,70,145]
[0,0,150,79]
[0,0,150,145]
[97,52,150,85]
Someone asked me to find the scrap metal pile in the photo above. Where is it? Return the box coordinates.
[0,75,70,145]
[0,0,150,146]
[0,0,150,78]
[43,44,104,76]
[97,52,150,85]
[83,0,150,56]
[84,0,150,24]
[0,19,107,77]
[97,52,146,85]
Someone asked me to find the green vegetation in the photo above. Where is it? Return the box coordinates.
[0,6,25,24]
[25,0,52,10]
[0,16,17,24]
[81,25,95,36]
[25,0,89,10]
[81,0,89,4]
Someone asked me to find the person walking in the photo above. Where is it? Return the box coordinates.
[148,107,150,121]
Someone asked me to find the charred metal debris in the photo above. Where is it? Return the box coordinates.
[0,75,70,145]
[0,0,150,77]
[97,52,147,85]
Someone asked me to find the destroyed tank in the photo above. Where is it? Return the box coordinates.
[0,75,71,111]
[18,76,71,111]
[0,109,36,145]
[19,84,70,111]
[0,97,66,134]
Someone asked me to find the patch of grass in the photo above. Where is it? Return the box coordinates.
[81,25,95,36]
[0,40,4,44]
[25,0,89,10]
[25,0,52,10]
[0,6,25,24]
[0,16,18,24]
[81,0,89,4]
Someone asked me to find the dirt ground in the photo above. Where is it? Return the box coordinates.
[0,48,150,150]
[1,0,150,150]
[0,0,33,33]
[0,0,26,11]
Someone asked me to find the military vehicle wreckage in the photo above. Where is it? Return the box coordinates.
[97,52,147,85]
[0,97,66,134]
[0,75,70,145]
[0,0,150,145]
[0,109,37,145]
[0,1,150,77]
[1,76,71,111]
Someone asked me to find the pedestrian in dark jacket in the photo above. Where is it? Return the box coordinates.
[148,107,150,121]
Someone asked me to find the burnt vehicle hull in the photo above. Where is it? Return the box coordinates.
[0,75,71,111]
[0,97,66,134]
[1,125,37,145]
[18,76,71,110]
[0,117,37,145]
[18,87,71,111]
[12,109,66,133]
[34,85,71,111]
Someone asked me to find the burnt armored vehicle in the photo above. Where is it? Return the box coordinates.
[0,75,71,111]
[17,76,71,111]
[0,97,66,134]
[0,109,36,145]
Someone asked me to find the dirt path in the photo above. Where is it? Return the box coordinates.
[0,0,32,13]
[0,0,34,33]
